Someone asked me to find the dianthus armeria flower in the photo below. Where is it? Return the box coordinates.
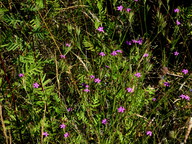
[117,5,123,11]
[94,78,101,83]
[64,132,69,138]
[143,53,149,57]
[18,73,24,77]
[99,52,106,56]
[134,0,138,1]
[118,106,125,113]
[126,8,131,12]
[42,132,49,137]
[67,108,72,112]
[182,69,188,74]
[60,124,66,129]
[174,8,180,13]
[111,51,118,56]
[174,51,179,56]
[179,94,190,101]
[126,87,134,93]
[176,20,181,25]
[97,27,104,32]
[102,118,108,125]
[134,73,141,78]
[164,82,170,87]
[146,131,152,136]
[116,50,123,53]
[90,75,95,79]
[83,89,90,92]
[33,82,39,88]
[152,98,157,101]
[126,41,132,45]
[60,55,66,59]
[65,43,71,47]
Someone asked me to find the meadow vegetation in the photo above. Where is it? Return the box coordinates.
[0,0,192,143]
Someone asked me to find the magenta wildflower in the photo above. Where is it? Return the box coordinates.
[117,5,123,11]
[60,124,66,129]
[83,89,90,92]
[164,82,170,87]
[90,75,95,79]
[111,51,118,56]
[67,108,72,112]
[99,52,106,56]
[97,27,104,32]
[146,131,152,136]
[94,78,101,83]
[174,51,179,56]
[116,50,123,53]
[33,82,39,88]
[102,119,107,125]
[64,132,69,138]
[152,98,157,101]
[126,8,131,12]
[60,55,66,59]
[137,39,143,45]
[179,94,190,101]
[105,65,110,68]
[118,106,125,113]
[126,41,132,45]
[18,73,24,77]
[42,132,49,137]
[182,69,188,74]
[126,87,134,93]
[85,85,89,88]
[134,73,141,78]
[174,8,180,13]
[143,53,149,57]
[65,43,71,47]
[132,40,138,43]
[176,20,181,25]
[134,0,138,1]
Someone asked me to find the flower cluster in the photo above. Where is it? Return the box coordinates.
[179,94,190,101]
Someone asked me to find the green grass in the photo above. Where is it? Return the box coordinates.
[0,0,192,143]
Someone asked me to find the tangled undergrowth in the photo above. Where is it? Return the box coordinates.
[0,0,192,143]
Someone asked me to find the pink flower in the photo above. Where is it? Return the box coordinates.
[105,65,110,68]
[179,94,190,101]
[118,106,125,113]
[83,89,90,92]
[60,55,66,59]
[174,8,180,13]
[116,50,123,53]
[60,124,66,129]
[134,73,141,78]
[143,53,149,57]
[65,43,71,47]
[42,132,49,137]
[182,69,188,74]
[134,0,138,1]
[176,20,181,25]
[117,5,123,11]
[90,75,95,79]
[164,82,170,87]
[99,52,106,56]
[85,85,89,88]
[126,41,132,45]
[33,82,39,88]
[111,51,118,56]
[97,27,104,32]
[94,78,101,83]
[152,98,157,101]
[67,108,72,112]
[126,88,134,93]
[174,51,179,56]
[64,132,69,138]
[18,73,24,77]
[126,8,131,12]
[146,131,152,136]
[102,119,107,125]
